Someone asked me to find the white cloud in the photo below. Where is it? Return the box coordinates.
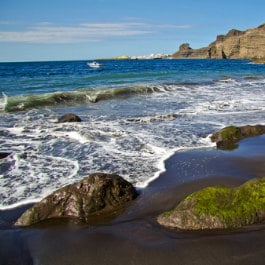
[0,22,151,43]
[0,22,191,44]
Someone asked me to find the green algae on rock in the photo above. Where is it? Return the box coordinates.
[157,177,265,230]
[211,125,265,150]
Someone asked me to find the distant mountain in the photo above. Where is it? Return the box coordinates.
[172,23,265,59]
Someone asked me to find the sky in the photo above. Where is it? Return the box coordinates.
[0,0,265,62]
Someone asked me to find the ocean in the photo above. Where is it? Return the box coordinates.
[0,59,265,209]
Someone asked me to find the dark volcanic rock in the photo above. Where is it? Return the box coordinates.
[58,113,82,123]
[157,177,265,230]
[0,152,10,159]
[211,125,265,150]
[15,173,138,226]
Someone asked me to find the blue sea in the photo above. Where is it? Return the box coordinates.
[0,59,265,209]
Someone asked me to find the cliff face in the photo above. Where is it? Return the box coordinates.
[172,23,265,59]
[173,43,209,58]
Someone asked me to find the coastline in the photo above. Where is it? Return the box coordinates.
[1,136,265,264]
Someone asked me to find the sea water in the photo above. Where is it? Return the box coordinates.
[0,59,265,208]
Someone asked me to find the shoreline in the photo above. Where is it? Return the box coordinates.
[1,135,265,264]
[0,138,215,211]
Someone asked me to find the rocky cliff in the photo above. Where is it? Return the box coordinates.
[172,23,265,59]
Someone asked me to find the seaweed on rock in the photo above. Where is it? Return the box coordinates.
[158,177,265,230]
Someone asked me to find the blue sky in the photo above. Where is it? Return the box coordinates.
[0,0,265,62]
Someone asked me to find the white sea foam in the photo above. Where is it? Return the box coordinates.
[135,147,175,189]
[0,93,8,111]
[67,131,90,144]
[0,153,79,209]
[7,126,24,135]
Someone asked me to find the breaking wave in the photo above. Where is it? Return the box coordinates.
[3,85,169,112]
[3,76,265,113]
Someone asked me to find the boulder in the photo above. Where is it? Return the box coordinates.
[0,152,10,159]
[211,125,265,150]
[15,173,138,226]
[57,113,82,123]
[157,177,265,230]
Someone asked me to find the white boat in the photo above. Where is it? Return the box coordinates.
[87,61,102,68]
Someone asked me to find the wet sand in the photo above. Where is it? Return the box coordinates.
[1,135,265,265]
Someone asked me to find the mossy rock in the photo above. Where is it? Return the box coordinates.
[211,125,265,150]
[157,177,265,230]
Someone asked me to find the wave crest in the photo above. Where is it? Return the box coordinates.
[3,85,168,112]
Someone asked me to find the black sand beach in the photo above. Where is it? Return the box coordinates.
[1,135,265,265]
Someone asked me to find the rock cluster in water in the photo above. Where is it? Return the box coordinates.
[15,173,138,226]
